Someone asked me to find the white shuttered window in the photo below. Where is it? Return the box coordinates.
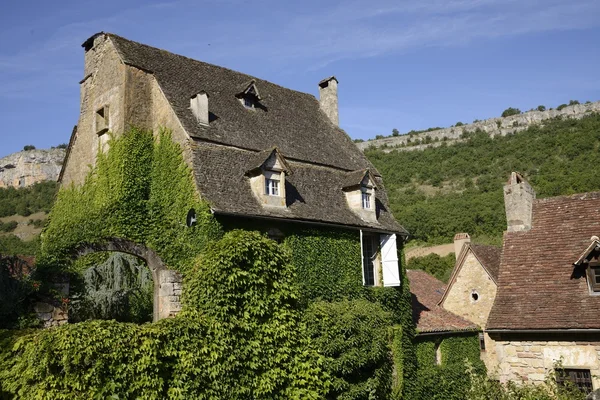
[379,234,400,287]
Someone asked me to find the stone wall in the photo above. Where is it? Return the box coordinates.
[490,334,600,389]
[357,101,600,152]
[0,149,65,188]
[34,279,69,328]
[155,269,183,321]
[442,250,497,328]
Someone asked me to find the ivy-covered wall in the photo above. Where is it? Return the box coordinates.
[414,333,486,400]
[219,216,417,398]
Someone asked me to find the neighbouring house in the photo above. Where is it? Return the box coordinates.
[483,172,600,394]
[439,232,501,370]
[58,32,407,305]
[407,269,484,392]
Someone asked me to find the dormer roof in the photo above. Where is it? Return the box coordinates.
[574,237,600,266]
[342,169,377,190]
[245,147,292,176]
[239,80,261,100]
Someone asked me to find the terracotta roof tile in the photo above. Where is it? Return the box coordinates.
[407,269,478,333]
[471,244,501,281]
[488,191,600,330]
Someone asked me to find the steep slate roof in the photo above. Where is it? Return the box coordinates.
[105,33,372,172]
[92,33,405,233]
[407,269,478,333]
[192,142,405,233]
[488,192,600,330]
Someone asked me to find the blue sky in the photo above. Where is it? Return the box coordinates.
[1,0,599,156]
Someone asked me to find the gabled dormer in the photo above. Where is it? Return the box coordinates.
[573,236,600,294]
[246,148,291,208]
[343,169,377,222]
[237,80,261,110]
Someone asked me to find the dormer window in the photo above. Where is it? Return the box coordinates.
[238,81,261,110]
[246,148,291,208]
[573,238,600,294]
[343,170,377,223]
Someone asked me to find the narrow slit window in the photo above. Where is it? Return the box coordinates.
[362,235,376,286]
[479,333,486,351]
[95,105,109,135]
[265,177,279,196]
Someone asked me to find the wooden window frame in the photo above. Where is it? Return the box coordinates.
[587,260,600,292]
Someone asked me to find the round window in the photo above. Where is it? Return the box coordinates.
[471,291,479,302]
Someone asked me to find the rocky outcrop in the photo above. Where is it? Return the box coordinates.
[357,101,600,152]
[0,149,65,188]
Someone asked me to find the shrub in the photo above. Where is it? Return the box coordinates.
[557,103,568,111]
[0,256,37,329]
[569,100,580,106]
[406,253,456,283]
[303,300,393,400]
[501,107,521,118]
[56,143,68,149]
[22,145,35,151]
[0,221,18,233]
[455,122,464,127]
[537,105,546,111]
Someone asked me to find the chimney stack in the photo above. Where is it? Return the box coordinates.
[504,172,536,232]
[319,76,339,126]
[453,233,471,259]
[190,91,209,126]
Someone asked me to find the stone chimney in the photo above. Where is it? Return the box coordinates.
[453,233,471,259]
[504,172,536,232]
[190,92,209,126]
[319,76,339,126]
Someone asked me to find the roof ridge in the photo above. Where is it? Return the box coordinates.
[102,32,318,100]
[534,190,600,204]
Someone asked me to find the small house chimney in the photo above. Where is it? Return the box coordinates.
[453,233,471,259]
[319,76,339,126]
[504,172,536,232]
[190,92,209,126]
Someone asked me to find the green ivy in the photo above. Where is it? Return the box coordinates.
[414,334,486,400]
[39,128,222,275]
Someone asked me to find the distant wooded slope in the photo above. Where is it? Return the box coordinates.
[365,114,600,244]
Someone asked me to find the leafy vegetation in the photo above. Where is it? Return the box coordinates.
[0,256,37,329]
[407,253,456,283]
[501,107,521,117]
[0,235,40,256]
[0,181,57,218]
[366,114,600,243]
[0,221,18,233]
[303,300,393,399]
[22,145,35,151]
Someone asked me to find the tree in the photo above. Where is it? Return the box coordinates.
[23,145,36,151]
[537,105,546,112]
[455,122,464,127]
[501,107,521,118]
[392,128,400,136]
[569,100,580,106]
[375,134,385,140]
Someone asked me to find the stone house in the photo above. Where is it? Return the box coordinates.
[439,172,600,394]
[58,32,407,302]
[439,232,501,370]
[485,172,600,394]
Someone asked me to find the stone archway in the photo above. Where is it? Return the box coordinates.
[72,237,182,322]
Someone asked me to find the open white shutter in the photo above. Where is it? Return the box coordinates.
[380,234,400,287]
[360,230,365,285]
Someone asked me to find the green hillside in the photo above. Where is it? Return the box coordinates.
[0,181,57,255]
[365,113,600,244]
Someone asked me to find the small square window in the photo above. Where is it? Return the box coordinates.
[265,178,279,196]
[243,96,254,109]
[556,368,593,394]
[362,192,371,209]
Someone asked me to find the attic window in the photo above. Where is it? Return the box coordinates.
[95,105,109,135]
[587,261,600,292]
[361,189,371,209]
[243,96,254,109]
[265,177,280,196]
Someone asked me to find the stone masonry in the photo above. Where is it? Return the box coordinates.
[492,337,600,389]
[357,101,600,152]
[156,269,183,321]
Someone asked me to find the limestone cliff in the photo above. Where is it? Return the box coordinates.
[357,101,600,152]
[0,149,65,188]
